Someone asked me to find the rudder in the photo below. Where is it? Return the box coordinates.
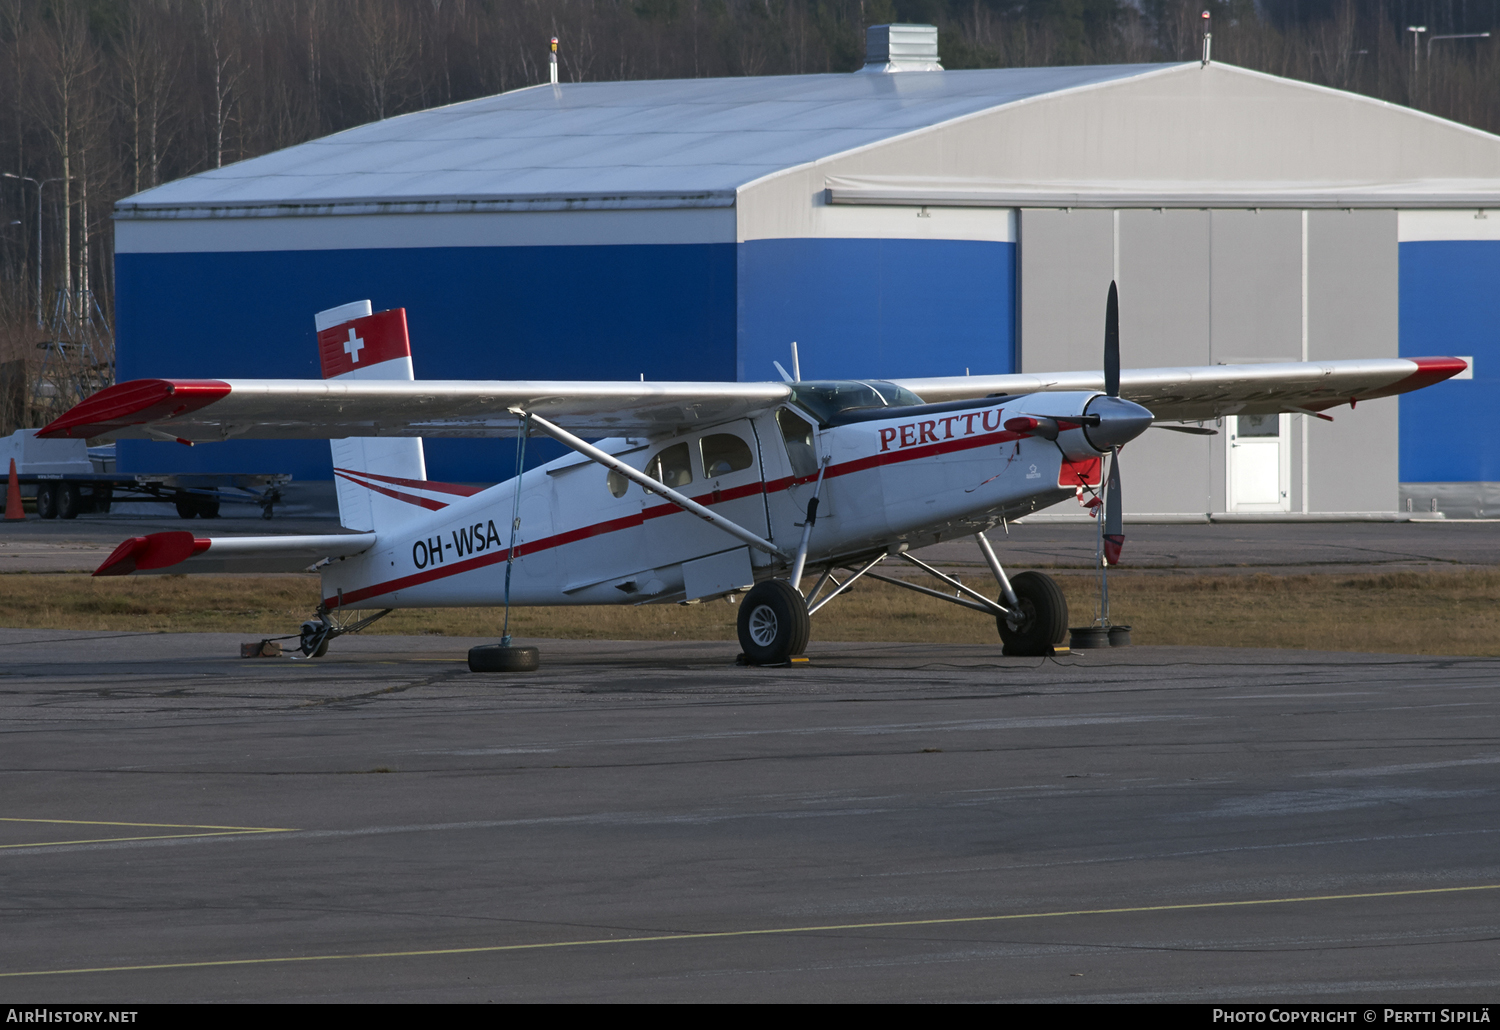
[316,300,427,532]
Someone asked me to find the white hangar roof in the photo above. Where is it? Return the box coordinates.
[118,60,1500,222]
[115,64,1170,215]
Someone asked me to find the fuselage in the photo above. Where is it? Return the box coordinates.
[319,386,1132,610]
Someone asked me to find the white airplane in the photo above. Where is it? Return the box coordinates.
[39,287,1465,670]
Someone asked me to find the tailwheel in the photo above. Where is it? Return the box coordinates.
[997,571,1068,657]
[299,620,331,658]
[294,608,393,659]
[737,579,810,665]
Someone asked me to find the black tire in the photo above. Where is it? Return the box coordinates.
[35,483,57,520]
[468,644,540,672]
[199,498,220,519]
[997,571,1069,656]
[736,579,811,665]
[56,482,81,520]
[299,620,331,658]
[175,496,197,519]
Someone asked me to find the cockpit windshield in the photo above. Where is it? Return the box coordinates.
[788,380,926,425]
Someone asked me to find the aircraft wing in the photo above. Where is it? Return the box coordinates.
[37,379,793,442]
[890,357,1468,422]
[37,358,1464,443]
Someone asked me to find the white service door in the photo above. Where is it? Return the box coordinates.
[1228,414,1290,512]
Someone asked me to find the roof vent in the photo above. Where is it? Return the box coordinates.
[860,24,943,73]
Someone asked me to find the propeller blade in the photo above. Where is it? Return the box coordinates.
[1155,424,1218,436]
[1103,446,1124,566]
[1104,280,1120,399]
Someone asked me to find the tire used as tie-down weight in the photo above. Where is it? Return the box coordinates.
[997,571,1069,656]
[736,579,810,665]
[468,644,540,673]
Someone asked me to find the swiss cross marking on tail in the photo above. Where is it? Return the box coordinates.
[317,308,411,378]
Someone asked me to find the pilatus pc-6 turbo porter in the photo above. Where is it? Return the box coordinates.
[40,287,1465,670]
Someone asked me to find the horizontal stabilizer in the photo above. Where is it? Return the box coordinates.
[95,532,377,576]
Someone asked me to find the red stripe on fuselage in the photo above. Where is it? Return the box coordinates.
[324,425,1027,607]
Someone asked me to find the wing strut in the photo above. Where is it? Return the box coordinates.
[523,411,791,561]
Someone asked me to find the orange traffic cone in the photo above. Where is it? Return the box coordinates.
[5,458,22,520]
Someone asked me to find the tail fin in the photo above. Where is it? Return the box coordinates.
[316,300,427,532]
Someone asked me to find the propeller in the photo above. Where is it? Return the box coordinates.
[1100,281,1125,566]
[1104,281,1120,399]
[1155,423,1218,436]
[1103,447,1123,566]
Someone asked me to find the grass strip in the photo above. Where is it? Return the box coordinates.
[0,569,1497,655]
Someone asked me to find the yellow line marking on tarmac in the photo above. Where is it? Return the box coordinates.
[0,818,294,830]
[2,882,1496,979]
[0,817,295,850]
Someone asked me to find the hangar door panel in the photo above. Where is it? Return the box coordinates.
[1116,209,1215,514]
[1309,210,1399,512]
[1118,209,1211,369]
[1017,209,1113,374]
[1209,210,1302,364]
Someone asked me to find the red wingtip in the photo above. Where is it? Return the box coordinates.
[38,379,230,439]
[1355,357,1470,403]
[93,532,210,576]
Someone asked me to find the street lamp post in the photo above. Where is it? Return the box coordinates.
[1404,25,1428,79]
[1,173,70,328]
[1428,31,1491,62]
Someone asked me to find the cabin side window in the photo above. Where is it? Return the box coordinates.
[699,434,754,479]
[606,469,629,498]
[645,442,693,489]
[776,409,818,479]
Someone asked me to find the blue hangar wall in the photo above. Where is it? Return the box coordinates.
[1397,215,1500,484]
[114,223,1016,483]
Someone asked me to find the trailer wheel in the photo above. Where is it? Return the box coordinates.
[199,498,220,519]
[56,483,81,520]
[35,483,57,520]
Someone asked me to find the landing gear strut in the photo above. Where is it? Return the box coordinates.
[745,529,1066,665]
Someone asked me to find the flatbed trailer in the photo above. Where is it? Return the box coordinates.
[6,472,291,520]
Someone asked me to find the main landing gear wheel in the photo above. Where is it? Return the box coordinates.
[997,571,1069,657]
[737,579,810,665]
[468,644,540,672]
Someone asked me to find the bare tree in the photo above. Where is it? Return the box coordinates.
[32,2,99,309]
[343,0,418,121]
[117,4,179,193]
[199,0,244,169]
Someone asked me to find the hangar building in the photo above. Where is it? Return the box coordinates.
[113,29,1500,517]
